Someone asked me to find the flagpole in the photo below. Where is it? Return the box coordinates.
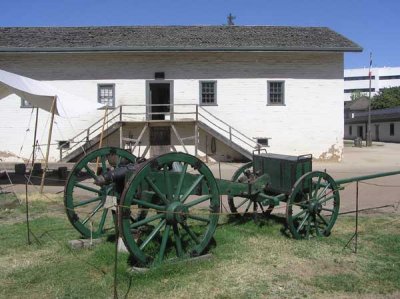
[367,52,372,146]
[40,96,56,193]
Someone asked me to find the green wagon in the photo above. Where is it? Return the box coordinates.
[64,147,400,266]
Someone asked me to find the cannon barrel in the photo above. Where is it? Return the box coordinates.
[95,163,140,186]
[95,166,127,186]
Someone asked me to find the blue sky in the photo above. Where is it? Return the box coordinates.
[1,0,399,69]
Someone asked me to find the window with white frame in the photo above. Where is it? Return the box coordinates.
[200,81,217,105]
[20,98,33,108]
[268,81,285,105]
[98,84,115,108]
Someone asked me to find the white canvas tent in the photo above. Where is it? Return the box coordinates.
[0,69,103,192]
[0,69,102,117]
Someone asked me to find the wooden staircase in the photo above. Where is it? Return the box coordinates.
[60,104,265,162]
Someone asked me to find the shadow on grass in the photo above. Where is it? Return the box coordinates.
[224,212,291,236]
[126,226,218,269]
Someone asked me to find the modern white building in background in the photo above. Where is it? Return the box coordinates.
[0,26,361,162]
[344,67,400,101]
[343,67,400,143]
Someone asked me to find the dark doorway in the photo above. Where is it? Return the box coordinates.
[149,83,170,120]
[375,124,380,141]
[357,126,363,139]
[150,127,171,146]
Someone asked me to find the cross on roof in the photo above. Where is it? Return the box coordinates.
[227,13,236,26]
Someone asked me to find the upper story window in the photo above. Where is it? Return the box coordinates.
[268,81,285,105]
[200,81,217,105]
[20,98,33,108]
[379,75,400,80]
[344,76,375,81]
[98,84,115,108]
[344,88,375,93]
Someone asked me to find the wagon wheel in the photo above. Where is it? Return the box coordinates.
[286,171,340,239]
[227,162,274,218]
[119,152,220,266]
[64,147,136,238]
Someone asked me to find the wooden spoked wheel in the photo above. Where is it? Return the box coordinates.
[119,152,220,266]
[64,147,136,238]
[227,162,274,218]
[286,171,340,239]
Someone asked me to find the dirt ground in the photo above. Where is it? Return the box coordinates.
[1,143,399,214]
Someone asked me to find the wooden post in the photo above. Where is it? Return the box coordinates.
[95,107,109,170]
[194,123,198,157]
[40,97,56,194]
[98,107,108,149]
[86,128,90,143]
[119,125,123,148]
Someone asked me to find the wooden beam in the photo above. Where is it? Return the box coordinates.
[171,124,188,154]
[141,145,150,159]
[119,125,123,148]
[181,136,195,141]
[194,123,199,157]
[132,124,148,152]
[95,107,109,170]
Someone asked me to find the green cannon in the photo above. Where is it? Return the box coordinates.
[64,147,400,266]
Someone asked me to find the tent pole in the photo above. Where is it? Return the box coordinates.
[40,97,56,194]
[95,107,108,172]
[98,106,108,150]
[32,107,39,168]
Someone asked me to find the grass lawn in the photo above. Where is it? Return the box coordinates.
[0,194,399,298]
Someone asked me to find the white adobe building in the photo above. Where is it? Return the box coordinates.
[344,66,400,101]
[0,26,361,163]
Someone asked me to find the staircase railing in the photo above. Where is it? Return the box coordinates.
[197,106,263,154]
[61,103,264,160]
[61,107,121,159]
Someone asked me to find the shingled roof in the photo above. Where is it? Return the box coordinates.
[0,26,362,53]
[346,106,400,124]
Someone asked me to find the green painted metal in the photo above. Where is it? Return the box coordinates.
[334,170,400,185]
[253,153,312,195]
[119,152,220,266]
[258,193,285,206]
[127,169,260,200]
[227,162,275,217]
[64,147,136,238]
[65,147,400,265]
[286,171,340,239]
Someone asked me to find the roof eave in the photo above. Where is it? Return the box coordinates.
[0,46,363,53]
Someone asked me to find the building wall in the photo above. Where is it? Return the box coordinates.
[0,51,344,162]
[344,67,400,101]
[345,121,400,142]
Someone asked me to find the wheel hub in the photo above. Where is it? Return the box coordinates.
[166,202,189,224]
[308,201,322,214]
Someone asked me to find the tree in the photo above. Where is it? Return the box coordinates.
[350,90,366,101]
[371,86,400,109]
